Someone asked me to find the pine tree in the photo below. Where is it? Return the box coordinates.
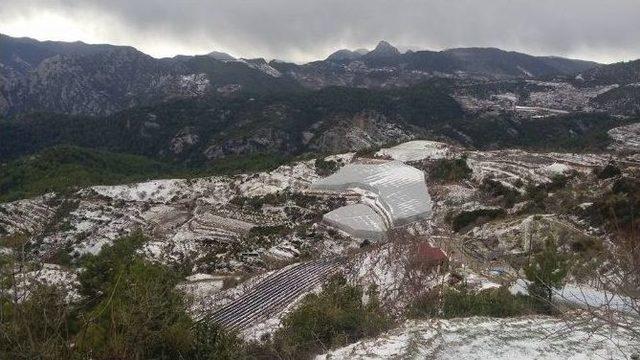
[524,238,569,309]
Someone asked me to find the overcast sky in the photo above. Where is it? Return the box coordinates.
[1,0,639,64]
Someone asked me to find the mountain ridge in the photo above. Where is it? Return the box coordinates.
[0,34,623,117]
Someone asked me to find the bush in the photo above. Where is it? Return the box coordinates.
[525,183,548,212]
[408,286,535,319]
[429,157,472,182]
[524,238,569,310]
[315,158,339,176]
[262,276,391,359]
[451,208,505,232]
[188,321,248,360]
[595,162,622,179]
[1,231,249,359]
[0,285,77,359]
[78,231,148,301]
[479,178,521,207]
[592,177,640,231]
[354,146,381,159]
[248,225,290,238]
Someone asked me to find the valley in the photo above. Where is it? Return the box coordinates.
[1,33,639,359]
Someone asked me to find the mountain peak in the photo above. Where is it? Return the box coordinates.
[367,41,400,57]
[206,50,236,61]
[326,49,363,62]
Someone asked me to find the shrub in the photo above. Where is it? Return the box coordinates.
[479,178,520,207]
[451,208,505,232]
[548,173,570,191]
[263,276,391,359]
[0,285,77,360]
[315,158,339,176]
[429,157,472,182]
[188,320,248,359]
[0,232,30,250]
[595,162,622,179]
[76,258,195,358]
[524,238,569,310]
[354,146,381,159]
[2,231,249,359]
[78,230,148,301]
[248,225,290,238]
[408,286,535,319]
[592,177,640,231]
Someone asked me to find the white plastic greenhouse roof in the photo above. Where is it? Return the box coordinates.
[323,204,388,241]
[312,160,432,227]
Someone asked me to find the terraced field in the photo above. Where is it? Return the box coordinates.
[208,258,344,330]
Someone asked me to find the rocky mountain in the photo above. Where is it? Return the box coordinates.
[272,42,600,90]
[1,82,632,172]
[577,58,640,85]
[0,34,299,116]
[325,49,365,62]
[0,35,205,116]
[364,40,401,58]
[0,85,462,163]
[206,51,236,61]
[1,35,605,117]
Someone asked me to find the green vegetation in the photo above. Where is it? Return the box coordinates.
[247,225,291,238]
[0,232,247,359]
[0,145,172,202]
[445,112,635,152]
[0,84,463,164]
[451,208,506,232]
[256,276,391,359]
[0,232,29,249]
[524,238,569,308]
[592,177,640,231]
[595,162,622,179]
[479,178,520,208]
[408,286,537,319]
[429,156,472,182]
[0,285,77,359]
[184,153,290,178]
[0,145,291,202]
[314,158,340,176]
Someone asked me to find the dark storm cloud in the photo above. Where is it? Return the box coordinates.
[1,0,639,63]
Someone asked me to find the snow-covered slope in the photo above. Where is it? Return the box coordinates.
[318,316,637,359]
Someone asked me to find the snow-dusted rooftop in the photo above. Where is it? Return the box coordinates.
[312,160,432,239]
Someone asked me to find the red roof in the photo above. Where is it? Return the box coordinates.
[415,242,448,265]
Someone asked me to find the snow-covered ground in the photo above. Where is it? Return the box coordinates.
[5,263,80,303]
[318,316,638,359]
[0,158,324,272]
[510,279,639,315]
[608,123,640,153]
[376,140,451,162]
